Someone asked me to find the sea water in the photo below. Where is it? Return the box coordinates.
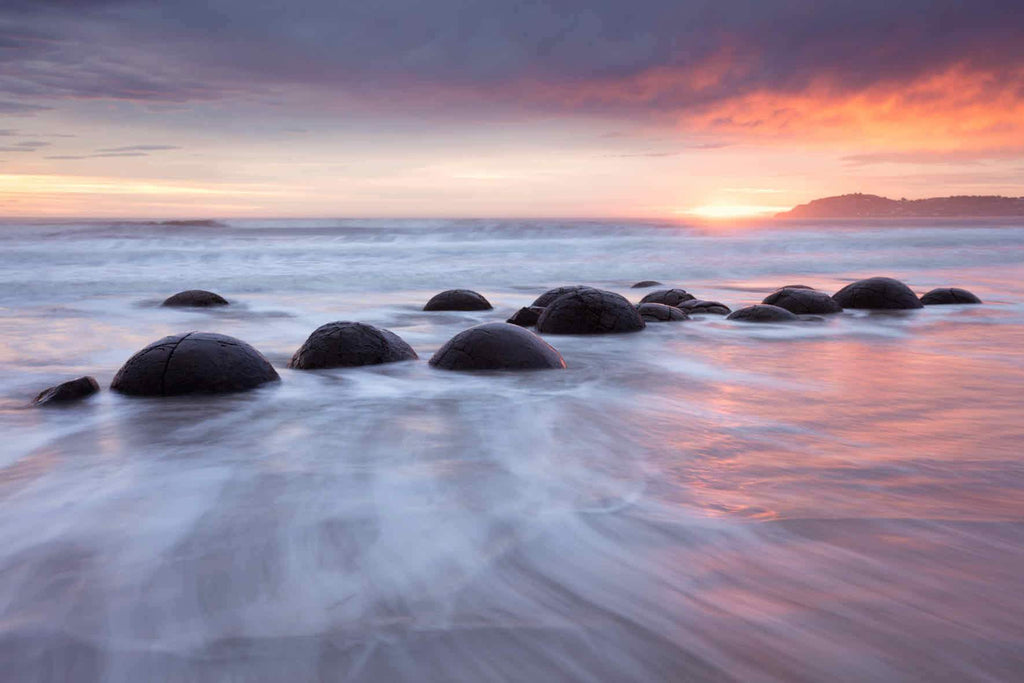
[1,218,1022,682]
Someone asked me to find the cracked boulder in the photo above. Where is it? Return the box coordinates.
[537,288,645,334]
[762,287,843,314]
[430,322,565,371]
[423,289,492,311]
[631,280,663,288]
[727,304,800,323]
[679,299,731,315]
[920,287,982,305]
[637,302,689,322]
[33,376,100,406]
[289,322,418,369]
[162,289,229,307]
[111,332,279,396]
[639,289,695,308]
[506,306,545,327]
[832,277,923,309]
[531,285,591,308]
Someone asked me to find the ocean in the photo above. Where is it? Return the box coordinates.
[1,218,1023,682]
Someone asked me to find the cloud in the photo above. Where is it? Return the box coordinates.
[0,101,52,114]
[842,149,1024,166]
[46,152,151,159]
[0,140,51,152]
[95,145,180,152]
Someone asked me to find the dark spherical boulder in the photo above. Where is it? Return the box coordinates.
[679,299,732,315]
[920,287,982,305]
[727,304,800,323]
[506,306,545,327]
[762,288,843,315]
[531,285,591,308]
[778,284,815,290]
[111,332,279,396]
[161,290,229,307]
[631,280,663,288]
[423,289,492,311]
[536,288,645,334]
[832,277,923,310]
[430,322,565,371]
[33,376,99,406]
[639,289,695,308]
[289,322,417,369]
[637,303,689,322]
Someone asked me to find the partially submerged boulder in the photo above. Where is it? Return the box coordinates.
[531,285,591,308]
[536,288,645,334]
[162,289,229,307]
[832,277,923,310]
[429,322,565,371]
[33,376,100,406]
[727,304,800,323]
[111,332,279,396]
[762,288,843,315]
[506,306,545,327]
[679,299,731,315]
[637,302,689,322]
[631,280,663,288]
[423,289,492,311]
[639,289,695,308]
[289,322,417,369]
[920,287,982,305]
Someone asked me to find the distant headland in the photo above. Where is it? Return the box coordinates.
[777,194,1024,219]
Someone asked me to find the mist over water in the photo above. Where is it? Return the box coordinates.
[1,219,1023,682]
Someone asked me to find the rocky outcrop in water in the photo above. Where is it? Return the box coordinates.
[919,288,982,305]
[637,303,689,322]
[727,304,800,323]
[423,289,492,311]
[33,376,100,406]
[162,290,229,307]
[631,280,663,288]
[289,322,417,369]
[111,332,279,396]
[832,277,923,310]
[430,322,565,370]
[537,288,645,334]
[639,289,695,308]
[762,288,843,314]
[506,306,545,327]
[679,300,731,315]
[531,285,591,308]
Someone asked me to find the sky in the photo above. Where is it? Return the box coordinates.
[1,0,1022,219]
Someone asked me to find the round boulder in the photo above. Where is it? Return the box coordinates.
[536,288,645,334]
[637,303,689,322]
[34,376,100,406]
[430,322,565,371]
[506,306,545,327]
[289,322,417,369]
[762,287,843,315]
[531,285,591,308]
[111,332,279,396]
[832,277,923,310]
[162,289,229,307]
[778,284,814,290]
[639,289,695,307]
[679,299,732,315]
[423,289,492,311]
[920,287,982,305]
[631,280,663,288]
[727,304,800,323]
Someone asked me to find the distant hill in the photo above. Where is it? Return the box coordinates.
[777,193,1024,218]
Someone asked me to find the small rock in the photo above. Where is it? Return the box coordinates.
[33,376,100,406]
[832,277,923,310]
[727,304,800,323]
[289,322,418,369]
[762,288,843,314]
[637,303,689,322]
[679,299,732,315]
[639,289,695,307]
[631,280,663,288]
[920,287,982,305]
[537,288,645,334]
[162,290,229,307]
[506,306,545,327]
[430,322,565,371]
[423,289,492,311]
